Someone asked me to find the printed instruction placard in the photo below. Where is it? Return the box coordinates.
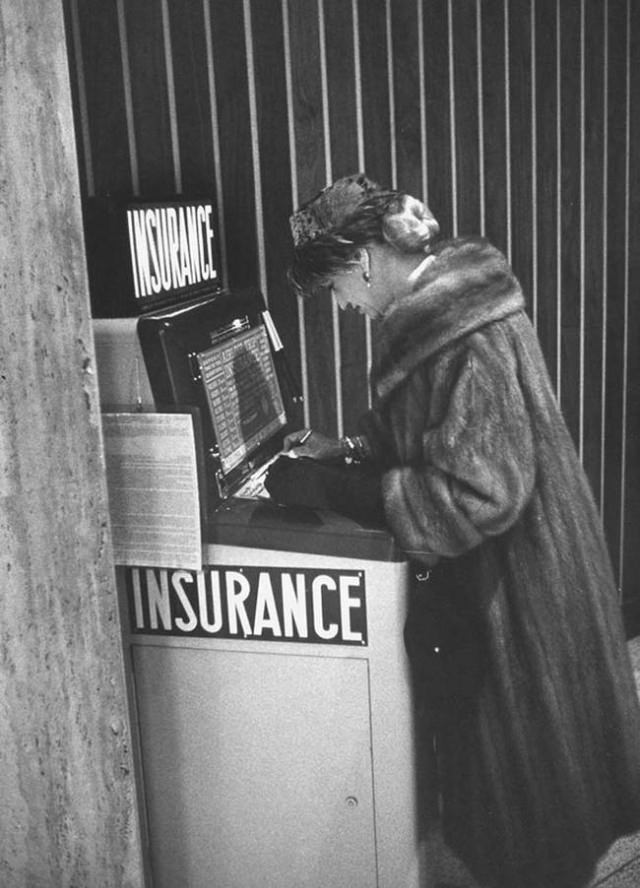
[103,413,202,570]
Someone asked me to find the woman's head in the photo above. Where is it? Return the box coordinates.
[288,173,439,298]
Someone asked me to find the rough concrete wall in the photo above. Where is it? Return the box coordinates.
[0,1,144,885]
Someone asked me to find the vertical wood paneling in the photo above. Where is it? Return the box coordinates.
[159,0,182,192]
[450,1,481,236]
[385,0,397,188]
[390,1,422,199]
[282,0,310,424]
[480,0,508,253]
[447,0,458,236]
[423,0,453,235]
[242,0,268,298]
[555,3,562,398]
[508,0,534,307]
[65,0,93,196]
[358,0,392,187]
[71,0,131,196]
[618,0,632,593]
[288,2,324,198]
[117,0,141,196]
[623,0,640,620]
[503,0,513,262]
[583,0,607,508]
[352,0,366,174]
[600,0,610,515]
[357,0,392,415]
[579,0,586,461]
[325,0,359,178]
[325,0,370,432]
[353,1,375,402]
[65,0,640,623]
[207,0,258,290]
[558,1,582,448]
[123,0,174,196]
[417,0,428,204]
[603,0,629,590]
[288,0,337,435]
[251,0,302,422]
[476,0,486,236]
[533,0,560,387]
[166,0,217,198]
[318,0,344,436]
[201,3,229,287]
[529,0,538,322]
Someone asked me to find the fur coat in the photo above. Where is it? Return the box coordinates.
[360,236,640,888]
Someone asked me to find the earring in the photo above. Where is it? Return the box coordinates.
[362,271,371,288]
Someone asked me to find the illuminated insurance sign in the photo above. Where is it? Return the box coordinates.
[126,565,368,646]
[126,201,218,305]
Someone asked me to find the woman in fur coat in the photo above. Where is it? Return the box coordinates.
[274,173,640,888]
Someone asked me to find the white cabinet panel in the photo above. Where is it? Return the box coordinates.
[133,645,376,888]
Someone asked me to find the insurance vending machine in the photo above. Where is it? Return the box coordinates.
[89,198,422,888]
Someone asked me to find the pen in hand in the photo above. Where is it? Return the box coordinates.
[278,428,312,459]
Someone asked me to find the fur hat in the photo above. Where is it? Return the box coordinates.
[290,173,382,247]
[290,173,439,252]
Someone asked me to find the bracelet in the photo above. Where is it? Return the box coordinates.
[340,435,369,464]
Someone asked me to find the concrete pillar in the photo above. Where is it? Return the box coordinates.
[0,1,144,885]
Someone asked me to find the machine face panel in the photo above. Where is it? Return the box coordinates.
[136,288,290,512]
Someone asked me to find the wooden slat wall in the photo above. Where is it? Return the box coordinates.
[65,0,640,626]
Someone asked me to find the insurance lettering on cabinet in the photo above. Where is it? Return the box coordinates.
[126,566,368,646]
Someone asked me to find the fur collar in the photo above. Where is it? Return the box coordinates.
[373,236,525,400]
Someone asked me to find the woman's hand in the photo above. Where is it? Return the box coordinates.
[283,429,345,462]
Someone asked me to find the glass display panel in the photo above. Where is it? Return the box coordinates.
[197,326,286,475]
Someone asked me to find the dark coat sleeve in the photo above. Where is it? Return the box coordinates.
[264,457,386,526]
[379,329,536,560]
